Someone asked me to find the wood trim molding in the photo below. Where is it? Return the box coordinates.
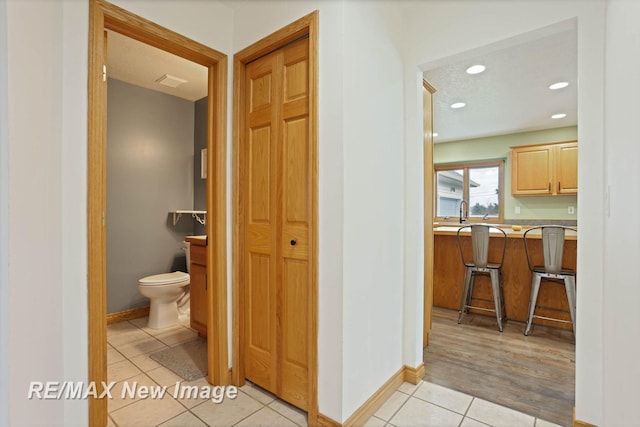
[343,367,405,427]
[88,1,228,425]
[573,408,598,427]
[106,306,149,325]
[403,363,425,385]
[232,10,319,423]
[316,414,342,427]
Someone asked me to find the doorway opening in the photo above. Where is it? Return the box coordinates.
[87,1,228,426]
[422,21,578,427]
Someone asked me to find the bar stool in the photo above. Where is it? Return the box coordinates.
[456,224,508,332]
[523,225,577,336]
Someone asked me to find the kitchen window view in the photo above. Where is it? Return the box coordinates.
[435,160,503,222]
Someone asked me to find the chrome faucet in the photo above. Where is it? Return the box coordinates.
[459,200,469,223]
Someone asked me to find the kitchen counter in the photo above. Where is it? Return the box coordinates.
[432,224,577,330]
[433,224,577,240]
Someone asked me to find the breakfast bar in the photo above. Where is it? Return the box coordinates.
[433,224,577,330]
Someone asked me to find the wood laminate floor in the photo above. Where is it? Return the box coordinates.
[424,307,575,427]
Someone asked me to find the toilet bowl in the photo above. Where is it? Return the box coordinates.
[138,243,191,329]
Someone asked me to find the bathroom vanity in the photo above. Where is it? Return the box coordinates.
[185,235,207,336]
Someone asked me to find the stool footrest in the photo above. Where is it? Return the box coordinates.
[463,305,497,314]
[532,314,573,324]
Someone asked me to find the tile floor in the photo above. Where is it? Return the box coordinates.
[107,316,564,426]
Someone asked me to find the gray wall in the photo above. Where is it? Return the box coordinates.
[193,97,207,236]
[107,78,195,313]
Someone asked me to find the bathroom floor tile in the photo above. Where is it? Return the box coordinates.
[535,419,563,427]
[235,407,298,427]
[107,347,126,365]
[374,391,410,421]
[169,377,214,409]
[128,352,162,373]
[268,399,307,426]
[146,366,185,388]
[117,336,167,359]
[190,390,263,426]
[110,394,185,427]
[389,396,463,427]
[107,325,150,348]
[461,417,492,427]
[240,382,277,405]
[397,380,422,396]
[108,359,142,383]
[156,327,198,347]
[412,381,473,415]
[362,416,386,427]
[157,411,207,427]
[466,398,535,427]
[108,373,158,413]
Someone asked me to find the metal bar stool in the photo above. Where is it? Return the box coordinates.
[523,225,577,336]
[456,224,508,332]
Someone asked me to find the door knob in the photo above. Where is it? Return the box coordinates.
[290,239,297,246]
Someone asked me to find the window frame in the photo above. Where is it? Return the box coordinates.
[433,159,505,224]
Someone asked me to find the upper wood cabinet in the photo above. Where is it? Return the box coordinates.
[511,140,577,196]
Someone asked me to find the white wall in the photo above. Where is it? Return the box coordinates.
[603,0,640,424]
[232,1,346,421]
[400,1,605,424]
[6,0,65,424]
[341,1,406,420]
[0,0,10,425]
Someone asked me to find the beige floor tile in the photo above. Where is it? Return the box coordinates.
[240,382,277,405]
[461,417,491,427]
[108,359,142,383]
[156,328,198,347]
[110,394,184,427]
[535,419,563,427]
[235,407,298,427]
[466,399,535,427]
[157,411,207,427]
[107,325,150,348]
[268,399,307,426]
[107,415,116,427]
[412,381,473,415]
[191,390,263,426]
[128,316,150,330]
[374,391,410,421]
[169,377,214,409]
[128,352,162,373]
[397,381,422,396]
[117,336,167,359]
[107,348,125,365]
[362,415,386,426]
[146,366,184,387]
[389,396,463,427]
[108,373,159,413]
[130,318,184,337]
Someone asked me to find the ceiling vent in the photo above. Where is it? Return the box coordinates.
[155,74,188,88]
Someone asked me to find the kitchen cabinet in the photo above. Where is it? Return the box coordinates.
[511,140,577,196]
[186,237,207,336]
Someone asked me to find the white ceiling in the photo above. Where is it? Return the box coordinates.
[106,30,208,102]
[424,28,577,143]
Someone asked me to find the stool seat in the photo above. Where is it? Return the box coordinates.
[456,224,508,332]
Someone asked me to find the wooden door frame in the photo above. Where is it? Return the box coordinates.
[423,80,436,347]
[231,10,319,423]
[87,1,228,425]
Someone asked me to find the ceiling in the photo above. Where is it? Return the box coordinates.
[424,28,577,143]
[106,30,208,102]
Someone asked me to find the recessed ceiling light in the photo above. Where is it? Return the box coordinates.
[466,65,486,75]
[433,133,439,137]
[451,102,466,109]
[551,113,567,119]
[549,82,569,90]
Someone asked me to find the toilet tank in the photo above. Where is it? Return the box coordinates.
[183,241,191,273]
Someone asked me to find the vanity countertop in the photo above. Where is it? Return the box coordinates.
[185,235,207,246]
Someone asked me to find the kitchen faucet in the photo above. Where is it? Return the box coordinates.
[459,200,469,223]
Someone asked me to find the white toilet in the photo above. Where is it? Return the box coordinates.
[138,242,191,329]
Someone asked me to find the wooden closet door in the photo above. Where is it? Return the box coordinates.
[243,37,310,410]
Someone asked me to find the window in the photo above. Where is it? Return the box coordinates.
[434,160,504,223]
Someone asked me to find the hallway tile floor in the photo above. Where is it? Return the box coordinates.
[107,317,564,426]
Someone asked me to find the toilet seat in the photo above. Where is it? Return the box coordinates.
[138,271,189,286]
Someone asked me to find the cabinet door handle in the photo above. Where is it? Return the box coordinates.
[548,182,551,192]
[558,181,561,192]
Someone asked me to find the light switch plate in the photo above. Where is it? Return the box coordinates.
[515,206,521,214]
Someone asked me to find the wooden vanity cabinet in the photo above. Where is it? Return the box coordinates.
[511,140,577,196]
[188,242,207,336]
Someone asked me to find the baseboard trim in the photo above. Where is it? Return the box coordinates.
[573,408,598,427]
[316,413,341,427]
[403,363,425,385]
[106,306,150,325]
[343,367,405,427]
